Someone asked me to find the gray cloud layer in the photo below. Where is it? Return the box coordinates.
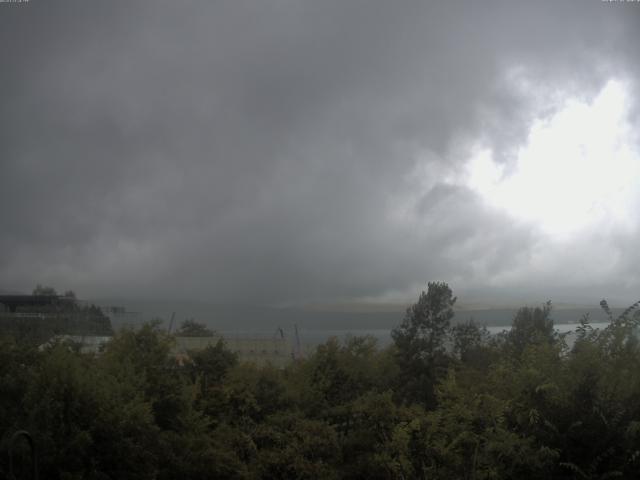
[1,1,639,305]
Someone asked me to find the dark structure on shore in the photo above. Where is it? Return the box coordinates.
[0,293,113,344]
[0,294,75,313]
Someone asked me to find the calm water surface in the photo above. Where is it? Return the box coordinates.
[295,322,613,348]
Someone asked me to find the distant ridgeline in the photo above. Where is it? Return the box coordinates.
[0,294,113,344]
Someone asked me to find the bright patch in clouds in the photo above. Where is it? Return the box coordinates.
[467,80,639,238]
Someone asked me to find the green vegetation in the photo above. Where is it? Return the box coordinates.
[2,282,640,479]
[176,318,216,337]
[32,284,59,296]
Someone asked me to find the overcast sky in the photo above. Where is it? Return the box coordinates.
[1,1,639,307]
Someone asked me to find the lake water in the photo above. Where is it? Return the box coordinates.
[98,300,623,333]
[98,298,624,351]
[272,322,614,349]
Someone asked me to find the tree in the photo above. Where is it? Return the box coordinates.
[101,323,187,431]
[391,281,456,407]
[412,370,558,479]
[32,284,57,296]
[338,391,421,479]
[507,302,557,356]
[176,319,215,337]
[252,412,340,479]
[23,344,160,479]
[451,319,490,365]
[187,339,238,387]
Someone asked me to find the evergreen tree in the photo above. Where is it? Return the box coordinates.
[391,281,456,407]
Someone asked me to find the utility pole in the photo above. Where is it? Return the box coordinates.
[293,323,302,361]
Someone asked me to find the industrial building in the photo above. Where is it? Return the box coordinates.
[0,294,76,313]
[173,335,294,368]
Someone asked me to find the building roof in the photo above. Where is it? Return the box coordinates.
[0,294,74,312]
[39,335,113,355]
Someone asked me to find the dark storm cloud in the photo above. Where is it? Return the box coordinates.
[1,1,639,303]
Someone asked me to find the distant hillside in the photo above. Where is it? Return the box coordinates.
[90,298,622,331]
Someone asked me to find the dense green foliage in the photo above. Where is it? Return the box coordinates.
[176,319,216,337]
[2,283,640,479]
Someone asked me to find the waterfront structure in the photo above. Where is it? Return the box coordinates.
[0,294,75,313]
[173,335,293,368]
[39,335,112,355]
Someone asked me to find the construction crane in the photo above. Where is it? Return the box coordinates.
[274,326,285,339]
[166,312,176,334]
[293,323,303,361]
